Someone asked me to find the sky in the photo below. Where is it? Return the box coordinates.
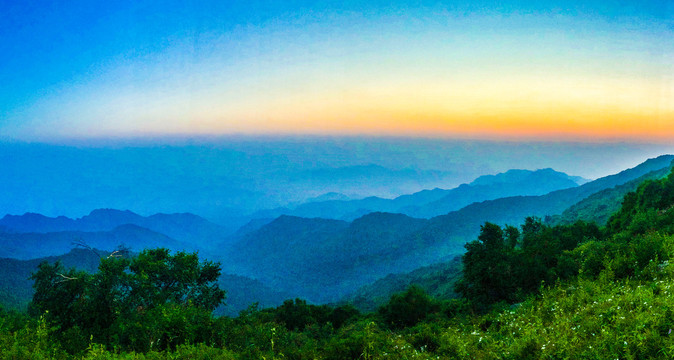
[1,0,672,142]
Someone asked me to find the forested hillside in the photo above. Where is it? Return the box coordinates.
[342,257,462,312]
[3,163,674,359]
[0,249,102,311]
[550,165,673,226]
[221,156,673,304]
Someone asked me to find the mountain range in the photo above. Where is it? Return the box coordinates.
[249,168,587,220]
[0,209,230,259]
[219,155,673,303]
[0,154,672,313]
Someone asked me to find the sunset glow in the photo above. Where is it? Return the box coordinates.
[1,1,672,142]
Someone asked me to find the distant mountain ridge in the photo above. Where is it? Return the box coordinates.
[220,155,674,304]
[1,155,672,311]
[400,168,586,218]
[250,168,586,220]
[469,168,588,187]
[0,209,227,250]
[0,225,182,260]
[549,165,674,226]
[419,155,674,240]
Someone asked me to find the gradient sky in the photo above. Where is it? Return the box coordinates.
[1,0,672,142]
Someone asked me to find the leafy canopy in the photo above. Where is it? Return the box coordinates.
[29,248,225,353]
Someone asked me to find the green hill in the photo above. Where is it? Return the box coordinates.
[5,160,674,359]
[550,165,673,226]
[342,257,462,312]
[220,155,674,304]
[0,249,104,311]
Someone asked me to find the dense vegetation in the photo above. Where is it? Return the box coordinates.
[549,166,672,226]
[343,257,462,312]
[2,156,670,313]
[3,168,674,359]
[223,156,671,305]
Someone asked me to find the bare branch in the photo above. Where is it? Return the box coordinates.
[55,273,78,283]
[71,237,102,258]
[114,244,131,257]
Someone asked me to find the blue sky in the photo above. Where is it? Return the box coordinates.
[1,0,672,141]
[0,1,673,217]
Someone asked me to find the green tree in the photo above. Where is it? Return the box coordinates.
[456,222,518,310]
[29,248,226,353]
[28,261,90,330]
[379,286,437,329]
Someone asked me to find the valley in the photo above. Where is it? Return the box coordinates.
[2,154,672,316]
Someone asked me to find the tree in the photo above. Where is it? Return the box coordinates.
[29,261,90,330]
[456,222,516,310]
[505,225,520,249]
[30,248,226,353]
[126,248,225,311]
[379,286,437,329]
[276,298,313,331]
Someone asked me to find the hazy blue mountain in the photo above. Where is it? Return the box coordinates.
[469,168,587,187]
[0,225,185,260]
[305,192,351,203]
[422,155,674,239]
[402,168,585,218]
[222,212,459,303]
[250,168,586,220]
[223,216,350,276]
[228,218,276,238]
[0,209,228,250]
[221,155,674,304]
[250,196,391,221]
[223,207,467,304]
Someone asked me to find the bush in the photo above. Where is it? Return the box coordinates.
[379,286,438,329]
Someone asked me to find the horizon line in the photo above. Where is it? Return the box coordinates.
[3,132,674,147]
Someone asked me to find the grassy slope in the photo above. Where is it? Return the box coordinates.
[437,264,674,359]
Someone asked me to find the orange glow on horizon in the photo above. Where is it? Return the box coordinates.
[187,73,674,143]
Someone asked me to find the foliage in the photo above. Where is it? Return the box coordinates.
[378,286,439,329]
[28,249,225,354]
[456,217,601,310]
[344,257,462,312]
[550,165,672,226]
[273,298,360,331]
[3,167,674,359]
